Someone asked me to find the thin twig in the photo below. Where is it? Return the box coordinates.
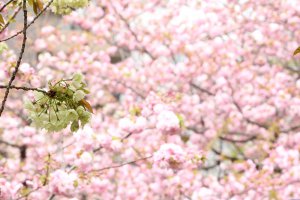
[0,4,22,34]
[121,132,132,142]
[281,124,300,133]
[0,0,27,117]
[0,85,47,94]
[91,155,152,172]
[219,135,257,143]
[0,0,15,13]
[190,82,214,96]
[0,0,54,42]
[211,147,239,162]
[0,139,21,148]
[109,2,155,59]
[93,146,103,153]
[48,194,55,200]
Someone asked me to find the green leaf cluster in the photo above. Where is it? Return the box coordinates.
[50,0,89,15]
[25,73,92,132]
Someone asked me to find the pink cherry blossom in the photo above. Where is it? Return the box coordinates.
[156,110,180,134]
[1,0,300,199]
[48,170,79,197]
[153,143,186,169]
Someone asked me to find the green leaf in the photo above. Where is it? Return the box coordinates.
[70,120,79,132]
[130,106,141,116]
[36,0,44,11]
[82,88,90,94]
[73,180,79,188]
[176,114,185,128]
[28,0,34,6]
[33,2,38,15]
[20,187,31,196]
[0,14,5,25]
[79,99,93,113]
[40,175,48,185]
[269,189,278,200]
[180,134,189,143]
[112,136,121,141]
[293,46,300,56]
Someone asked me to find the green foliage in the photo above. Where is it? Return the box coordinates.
[25,73,92,132]
[50,0,90,15]
[28,0,44,15]
[0,43,8,54]
[0,14,5,28]
[293,46,300,56]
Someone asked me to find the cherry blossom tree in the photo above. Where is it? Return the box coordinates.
[1,0,300,199]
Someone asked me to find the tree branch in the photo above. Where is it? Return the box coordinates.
[190,82,215,96]
[219,135,257,143]
[0,0,27,117]
[0,138,21,148]
[0,0,54,42]
[0,3,22,34]
[91,155,152,172]
[0,0,15,13]
[48,194,55,200]
[0,85,47,94]
[109,2,155,60]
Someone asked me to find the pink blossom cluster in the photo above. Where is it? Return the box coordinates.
[153,143,186,169]
[1,0,300,199]
[48,170,79,197]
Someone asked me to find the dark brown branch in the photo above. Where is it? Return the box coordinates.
[93,146,103,153]
[186,126,207,134]
[20,144,27,161]
[0,0,27,117]
[219,135,257,143]
[121,132,132,142]
[48,194,55,200]
[0,0,15,13]
[281,124,300,133]
[0,85,47,94]
[190,82,215,96]
[227,80,269,130]
[0,138,21,148]
[231,97,268,129]
[201,161,220,170]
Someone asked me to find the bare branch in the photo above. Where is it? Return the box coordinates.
[0,0,27,117]
[219,135,257,143]
[0,138,21,148]
[48,194,55,200]
[0,85,47,94]
[211,147,240,162]
[0,4,22,34]
[109,2,155,60]
[0,0,54,42]
[190,82,215,96]
[91,155,152,172]
[0,0,16,13]
[121,132,132,142]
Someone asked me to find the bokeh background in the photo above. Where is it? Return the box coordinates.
[1,0,300,199]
